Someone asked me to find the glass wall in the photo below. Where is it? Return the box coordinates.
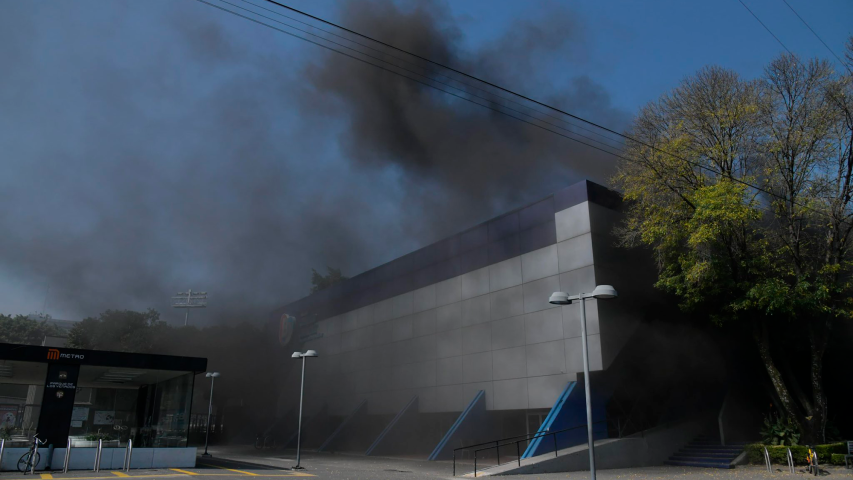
[0,360,48,446]
[139,373,194,447]
[71,370,195,448]
[68,387,139,447]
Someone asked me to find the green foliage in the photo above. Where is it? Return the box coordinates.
[760,414,800,446]
[0,425,13,440]
[67,309,166,353]
[829,454,847,466]
[310,266,348,293]
[745,443,846,465]
[0,314,63,345]
[614,47,853,442]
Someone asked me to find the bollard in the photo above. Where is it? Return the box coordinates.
[787,448,794,474]
[812,450,819,476]
[63,438,71,474]
[0,438,5,473]
[45,444,54,471]
[123,439,133,471]
[94,439,102,472]
[31,437,40,475]
[763,446,772,473]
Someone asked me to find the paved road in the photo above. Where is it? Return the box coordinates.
[3,449,850,480]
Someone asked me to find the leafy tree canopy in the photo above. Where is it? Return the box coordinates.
[614,46,853,443]
[0,314,62,345]
[310,266,348,293]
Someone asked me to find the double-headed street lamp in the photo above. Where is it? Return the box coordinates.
[202,372,220,457]
[549,285,617,480]
[291,350,318,470]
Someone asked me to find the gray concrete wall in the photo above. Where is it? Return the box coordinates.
[279,182,654,418]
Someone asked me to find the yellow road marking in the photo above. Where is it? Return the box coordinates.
[112,472,130,477]
[2,472,312,480]
[171,469,199,475]
[198,463,258,476]
[40,475,53,479]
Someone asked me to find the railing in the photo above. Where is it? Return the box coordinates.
[452,420,607,477]
[717,392,729,446]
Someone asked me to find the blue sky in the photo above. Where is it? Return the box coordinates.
[0,0,850,322]
[284,0,852,113]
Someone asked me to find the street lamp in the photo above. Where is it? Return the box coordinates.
[549,285,617,480]
[202,372,220,457]
[291,350,318,470]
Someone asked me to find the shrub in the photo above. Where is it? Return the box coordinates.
[745,443,846,465]
[829,454,847,466]
[760,414,800,446]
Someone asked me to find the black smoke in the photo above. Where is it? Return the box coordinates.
[0,0,629,324]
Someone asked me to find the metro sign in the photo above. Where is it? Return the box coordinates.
[46,349,84,360]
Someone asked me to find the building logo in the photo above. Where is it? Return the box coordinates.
[279,314,296,346]
[46,349,85,361]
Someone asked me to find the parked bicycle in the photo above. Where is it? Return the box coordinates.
[17,433,46,473]
[254,433,276,450]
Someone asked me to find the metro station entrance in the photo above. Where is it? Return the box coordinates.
[0,344,206,454]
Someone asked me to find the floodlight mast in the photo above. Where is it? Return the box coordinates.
[172,289,208,326]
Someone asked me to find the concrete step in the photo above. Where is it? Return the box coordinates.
[679,448,742,455]
[664,459,734,469]
[672,452,739,460]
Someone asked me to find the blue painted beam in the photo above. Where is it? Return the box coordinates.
[523,382,576,458]
[364,395,418,456]
[428,390,486,461]
[522,378,608,459]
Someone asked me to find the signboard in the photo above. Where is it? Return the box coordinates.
[70,420,83,428]
[0,405,17,428]
[71,406,89,421]
[93,410,115,425]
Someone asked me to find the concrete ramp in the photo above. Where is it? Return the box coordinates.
[467,418,708,476]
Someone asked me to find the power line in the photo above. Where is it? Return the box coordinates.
[737,0,794,55]
[237,0,624,147]
[214,0,625,152]
[254,0,826,207]
[780,0,852,74]
[194,0,842,219]
[193,0,627,159]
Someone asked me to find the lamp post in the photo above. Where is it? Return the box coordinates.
[291,350,318,470]
[202,372,220,457]
[549,285,617,480]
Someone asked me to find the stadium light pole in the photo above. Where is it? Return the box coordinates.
[202,372,220,457]
[291,350,318,470]
[171,289,208,326]
[549,285,617,480]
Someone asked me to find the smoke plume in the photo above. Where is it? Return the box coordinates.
[0,0,628,323]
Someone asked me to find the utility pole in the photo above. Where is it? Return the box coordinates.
[172,289,208,326]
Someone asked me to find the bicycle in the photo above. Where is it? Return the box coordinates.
[254,433,276,450]
[17,433,46,473]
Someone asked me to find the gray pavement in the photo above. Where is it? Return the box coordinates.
[2,447,848,480]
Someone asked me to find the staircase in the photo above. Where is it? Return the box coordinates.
[664,435,745,469]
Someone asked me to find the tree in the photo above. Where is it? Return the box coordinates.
[67,309,165,353]
[310,266,348,293]
[0,314,62,345]
[614,49,853,443]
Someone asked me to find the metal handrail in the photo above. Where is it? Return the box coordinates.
[454,420,607,477]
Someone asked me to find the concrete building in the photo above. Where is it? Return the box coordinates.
[270,180,728,465]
